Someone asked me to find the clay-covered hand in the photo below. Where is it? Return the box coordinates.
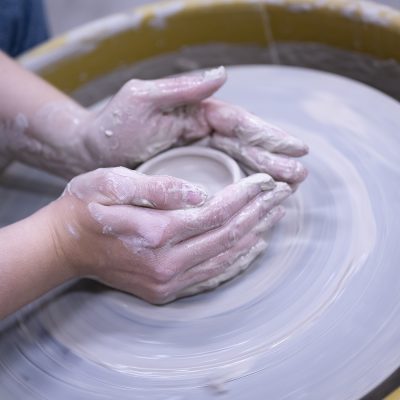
[79,67,308,184]
[50,167,291,304]
[0,52,307,183]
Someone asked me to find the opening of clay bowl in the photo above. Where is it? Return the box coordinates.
[1,1,400,400]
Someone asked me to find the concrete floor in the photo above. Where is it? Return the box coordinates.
[44,0,400,36]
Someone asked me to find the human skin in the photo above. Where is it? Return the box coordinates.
[0,52,308,318]
[0,169,290,318]
[0,52,308,181]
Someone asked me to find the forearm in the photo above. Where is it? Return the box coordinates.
[0,204,73,318]
[0,51,91,178]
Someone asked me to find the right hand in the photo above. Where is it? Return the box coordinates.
[50,167,291,304]
[76,67,307,183]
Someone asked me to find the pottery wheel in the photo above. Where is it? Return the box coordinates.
[1,65,400,399]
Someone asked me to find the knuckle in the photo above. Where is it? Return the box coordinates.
[228,227,240,246]
[66,168,112,201]
[206,206,229,228]
[151,261,175,284]
[148,177,189,208]
[122,79,156,100]
[219,258,233,272]
[164,179,185,201]
[100,171,120,200]
[146,179,171,207]
[159,176,177,190]
[214,252,233,270]
[142,219,171,248]
[96,169,115,186]
[92,167,110,183]
[222,224,241,249]
[147,283,172,304]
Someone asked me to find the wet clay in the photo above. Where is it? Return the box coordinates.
[136,147,270,296]
[1,66,400,400]
[136,146,243,197]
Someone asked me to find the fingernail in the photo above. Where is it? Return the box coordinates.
[294,161,308,182]
[286,136,310,156]
[202,66,226,81]
[282,160,307,183]
[275,182,292,192]
[274,182,292,200]
[263,182,292,203]
[183,184,208,206]
[244,173,276,191]
[293,136,309,154]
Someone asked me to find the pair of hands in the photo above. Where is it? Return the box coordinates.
[42,67,308,303]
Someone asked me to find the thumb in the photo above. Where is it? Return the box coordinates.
[151,66,227,108]
[97,168,208,209]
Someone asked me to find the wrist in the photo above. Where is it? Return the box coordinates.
[4,101,94,179]
[31,102,94,179]
[0,203,76,317]
[40,200,79,283]
[45,195,91,279]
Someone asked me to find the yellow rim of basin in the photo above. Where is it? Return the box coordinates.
[19,0,400,94]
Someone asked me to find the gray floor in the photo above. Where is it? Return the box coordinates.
[44,0,400,37]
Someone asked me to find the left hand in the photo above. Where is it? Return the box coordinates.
[49,167,288,304]
[79,67,308,184]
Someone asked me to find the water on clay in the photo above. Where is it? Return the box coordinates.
[1,64,400,399]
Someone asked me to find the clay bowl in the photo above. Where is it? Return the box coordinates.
[136,146,244,197]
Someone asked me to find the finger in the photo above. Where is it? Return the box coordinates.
[175,207,285,299]
[92,206,284,303]
[81,167,208,209]
[176,236,269,299]
[252,205,286,237]
[86,202,165,241]
[239,164,301,193]
[167,173,276,244]
[171,187,289,271]
[204,99,309,156]
[149,67,227,109]
[211,135,308,184]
